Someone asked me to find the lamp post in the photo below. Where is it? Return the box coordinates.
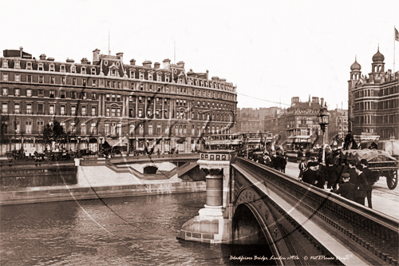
[318,104,329,164]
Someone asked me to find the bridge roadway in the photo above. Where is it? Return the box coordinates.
[231,158,399,265]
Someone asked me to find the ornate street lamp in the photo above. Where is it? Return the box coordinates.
[318,104,329,164]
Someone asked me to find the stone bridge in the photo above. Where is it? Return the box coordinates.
[177,150,399,266]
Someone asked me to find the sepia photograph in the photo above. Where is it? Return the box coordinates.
[1,0,398,265]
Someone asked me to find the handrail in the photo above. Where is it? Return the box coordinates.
[233,157,399,263]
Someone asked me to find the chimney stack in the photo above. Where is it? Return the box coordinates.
[154,62,160,69]
[39,54,46,60]
[130,59,136,66]
[163,59,171,70]
[92,48,100,63]
[116,52,123,62]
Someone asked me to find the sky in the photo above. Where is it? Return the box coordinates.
[2,0,399,110]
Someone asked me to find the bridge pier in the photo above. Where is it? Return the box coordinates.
[177,150,235,244]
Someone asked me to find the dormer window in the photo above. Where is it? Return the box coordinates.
[81,67,86,74]
[38,63,44,71]
[139,73,144,80]
[14,61,20,69]
[130,70,135,79]
[111,69,116,76]
[148,73,153,81]
[157,73,162,81]
[91,67,96,75]
[2,60,8,68]
[60,65,65,72]
[165,75,170,82]
[49,64,55,71]
[71,65,76,73]
[26,62,32,70]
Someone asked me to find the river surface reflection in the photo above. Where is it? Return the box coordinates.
[1,192,274,265]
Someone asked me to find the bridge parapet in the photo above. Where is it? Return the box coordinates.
[233,158,399,265]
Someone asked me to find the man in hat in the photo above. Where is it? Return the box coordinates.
[360,159,376,208]
[354,163,368,205]
[298,157,308,180]
[333,173,356,201]
[302,161,325,189]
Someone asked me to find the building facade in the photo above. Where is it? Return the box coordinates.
[348,49,399,140]
[0,47,237,155]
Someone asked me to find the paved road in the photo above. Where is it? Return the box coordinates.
[285,162,399,220]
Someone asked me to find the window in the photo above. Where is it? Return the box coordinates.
[49,64,55,71]
[50,76,55,84]
[38,76,44,83]
[117,109,121,117]
[26,62,32,70]
[148,125,153,135]
[138,109,143,118]
[106,107,110,116]
[49,105,54,115]
[83,79,86,87]
[3,73,8,81]
[112,94,116,101]
[71,65,76,73]
[2,88,7,96]
[25,121,32,134]
[15,61,21,69]
[82,92,87,99]
[60,91,65,98]
[82,106,86,116]
[2,103,8,113]
[15,74,20,82]
[38,89,44,96]
[38,63,44,71]
[37,103,44,114]
[72,78,76,85]
[71,106,76,115]
[92,79,96,87]
[27,75,32,83]
[49,90,55,98]
[14,88,20,96]
[90,123,97,135]
[157,124,161,135]
[92,93,97,100]
[106,94,110,101]
[60,105,65,115]
[105,123,110,135]
[81,67,86,74]
[139,124,144,135]
[61,77,66,85]
[26,104,32,114]
[37,120,44,133]
[15,120,20,133]
[112,108,116,117]
[117,95,121,102]
[81,124,86,135]
[91,67,96,75]
[14,103,20,114]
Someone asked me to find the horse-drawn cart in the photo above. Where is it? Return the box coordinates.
[341,149,398,190]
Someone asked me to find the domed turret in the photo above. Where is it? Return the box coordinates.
[372,48,384,62]
[350,59,361,71]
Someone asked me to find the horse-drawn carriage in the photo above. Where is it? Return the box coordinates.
[340,149,398,190]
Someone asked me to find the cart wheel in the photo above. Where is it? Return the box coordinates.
[386,170,398,190]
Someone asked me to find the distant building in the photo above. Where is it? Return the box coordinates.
[237,107,281,133]
[348,48,399,140]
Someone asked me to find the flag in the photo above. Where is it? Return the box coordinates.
[395,27,399,42]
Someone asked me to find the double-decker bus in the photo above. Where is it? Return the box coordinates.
[203,133,244,150]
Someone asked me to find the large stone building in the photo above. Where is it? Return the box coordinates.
[237,107,280,133]
[348,48,399,140]
[0,47,237,155]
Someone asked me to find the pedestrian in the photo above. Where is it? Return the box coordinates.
[298,158,308,180]
[302,161,325,189]
[332,173,356,201]
[360,159,377,208]
[324,157,340,190]
[354,163,368,206]
[345,160,358,185]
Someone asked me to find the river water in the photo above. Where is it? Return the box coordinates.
[1,192,274,266]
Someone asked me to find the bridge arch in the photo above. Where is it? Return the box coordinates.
[233,186,284,260]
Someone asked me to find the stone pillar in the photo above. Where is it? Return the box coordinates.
[177,150,236,244]
[204,169,223,206]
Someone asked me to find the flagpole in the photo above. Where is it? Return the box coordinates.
[394,26,396,73]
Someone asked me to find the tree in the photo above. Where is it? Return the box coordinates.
[41,120,66,150]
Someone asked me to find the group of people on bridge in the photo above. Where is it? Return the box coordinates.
[298,151,378,208]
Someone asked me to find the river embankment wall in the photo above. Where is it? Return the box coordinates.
[0,158,206,206]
